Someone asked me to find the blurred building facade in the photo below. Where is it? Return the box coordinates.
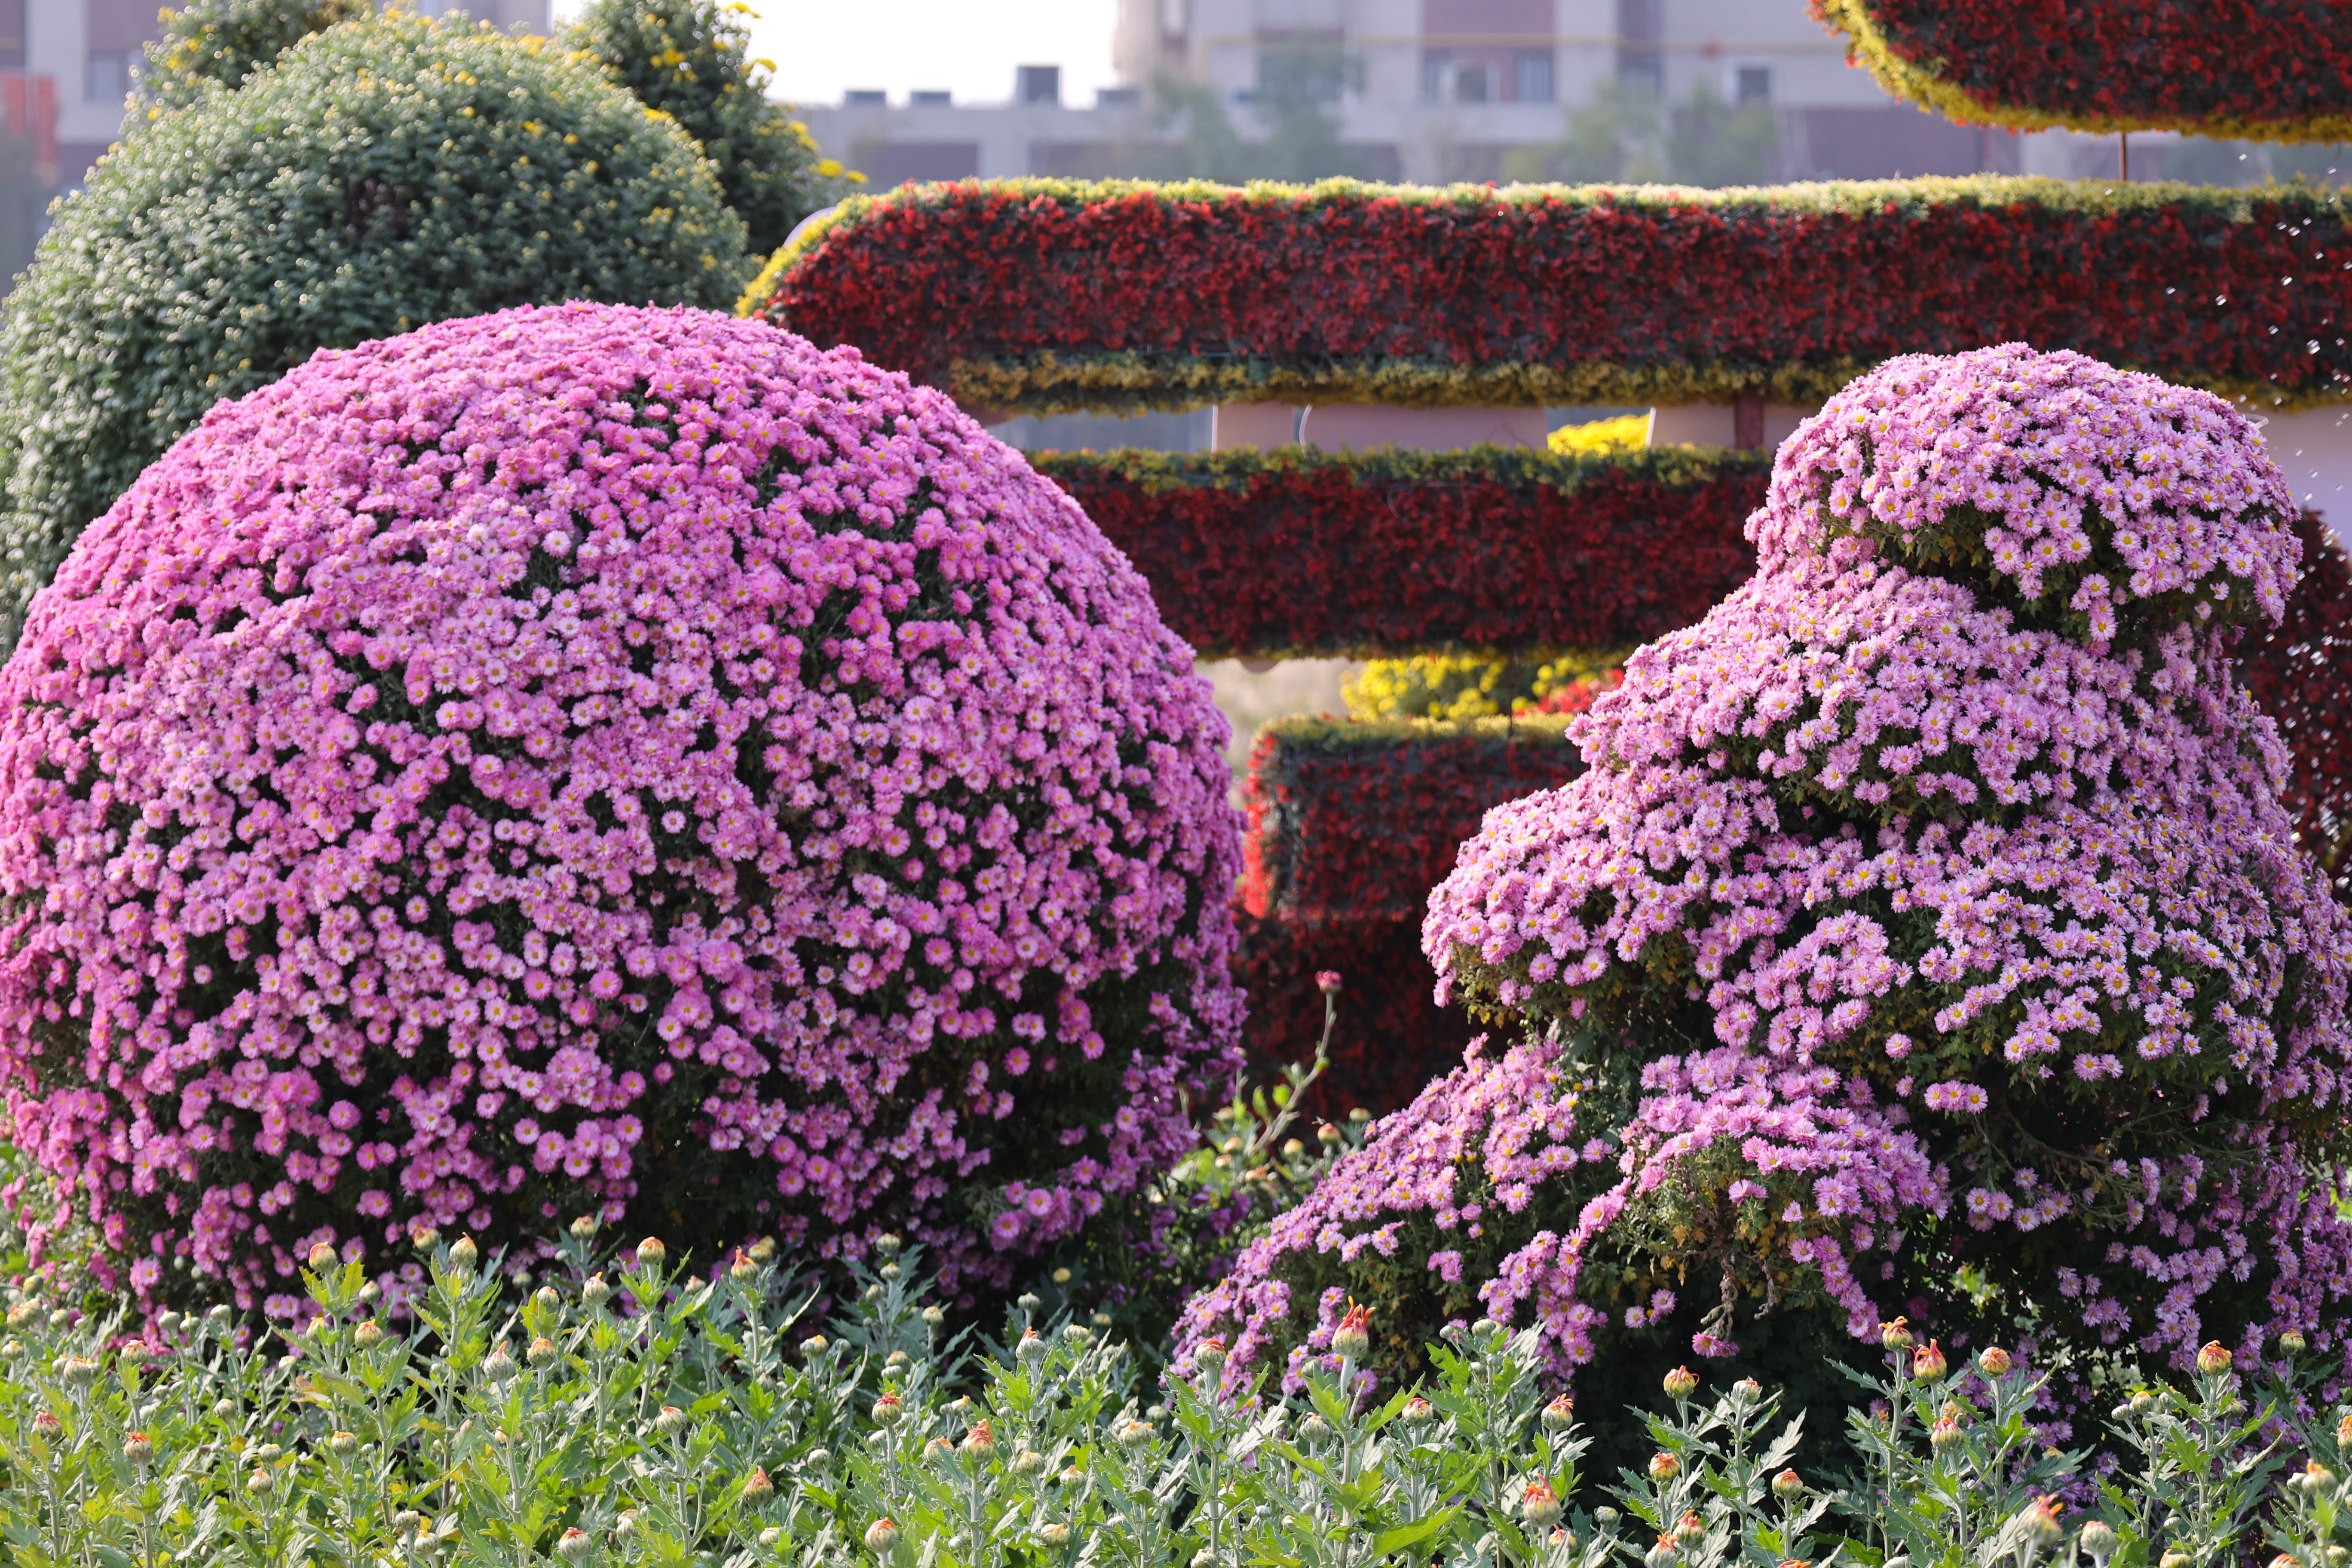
[804,0,2026,189]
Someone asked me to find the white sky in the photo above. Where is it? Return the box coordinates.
[548,0,1124,110]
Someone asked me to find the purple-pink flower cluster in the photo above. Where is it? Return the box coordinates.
[0,303,1243,1317]
[1182,347,2352,1394]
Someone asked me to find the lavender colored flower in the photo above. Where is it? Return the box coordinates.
[0,303,1242,1313]
[1180,346,2352,1399]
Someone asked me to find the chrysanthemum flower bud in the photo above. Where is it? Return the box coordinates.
[635,1238,665,1268]
[245,1468,272,1495]
[800,1335,829,1357]
[1052,1267,1072,1284]
[749,1237,775,1262]
[554,1527,593,1562]
[1017,1328,1049,1365]
[2338,1408,2352,1446]
[1404,1395,1436,1424]
[410,1226,439,1252]
[757,1528,783,1548]
[1008,1447,1047,1476]
[1063,1324,1090,1346]
[1772,1468,1803,1498]
[307,1242,339,1271]
[1299,1414,1331,1441]
[392,1512,423,1537]
[962,1422,995,1456]
[1331,1301,1372,1362]
[871,1392,904,1425]
[58,1356,97,1387]
[533,1286,560,1313]
[924,1436,957,1466]
[1912,1341,1947,1379]
[1315,971,1341,994]
[921,1306,945,1327]
[1929,1416,1963,1450]
[1037,1524,1071,1549]
[1672,1511,1705,1547]
[2077,1520,2119,1565]
[329,1430,359,1455]
[30,1410,60,1440]
[1977,1347,2011,1376]
[122,1431,153,1464]
[582,1276,610,1309]
[1648,1452,1679,1481]
[730,1250,757,1283]
[1662,1366,1699,1400]
[1541,1394,1575,1429]
[527,1337,557,1366]
[1731,1378,1761,1404]
[354,1320,384,1348]
[873,1234,902,1258]
[304,1315,334,1341]
[568,1216,598,1240]
[481,1345,518,1384]
[1880,1317,1914,1352]
[864,1519,900,1553]
[1317,1123,1341,1145]
[1643,1543,1677,1568]
[447,1236,478,1271]
[156,1310,182,1336]
[1520,1481,1562,1529]
[742,1468,774,1501]
[614,1511,638,1541]
[4,1302,32,1328]
[652,1405,688,1437]
[2158,1554,2193,1568]
[2196,1341,2232,1375]
[2021,1497,2062,1546]
[2297,1461,2337,1494]
[2281,1329,2308,1354]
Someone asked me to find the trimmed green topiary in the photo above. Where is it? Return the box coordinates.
[0,9,748,655]
[140,0,373,108]
[569,0,858,258]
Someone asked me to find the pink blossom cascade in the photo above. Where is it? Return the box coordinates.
[0,303,1243,1317]
[1182,347,2352,1393]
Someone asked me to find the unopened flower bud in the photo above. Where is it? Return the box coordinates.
[1007,1447,1046,1476]
[1315,971,1341,994]
[481,1345,518,1384]
[963,1421,995,1456]
[921,1306,945,1327]
[1731,1377,1761,1405]
[527,1336,556,1366]
[2282,1329,2308,1354]
[799,1335,829,1357]
[58,1356,97,1387]
[122,1431,153,1464]
[873,1234,902,1258]
[879,1263,903,1281]
[1880,1317,1914,1352]
[2159,1555,2194,1568]
[2196,1341,2232,1376]
[871,1392,904,1425]
[1062,1324,1090,1346]
[1772,1468,1803,1498]
[354,1320,384,1349]
[1662,1366,1699,1400]
[1299,1413,1331,1441]
[1929,1416,1963,1450]
[1192,1336,1225,1371]
[2077,1520,2119,1564]
[730,1250,757,1283]
[864,1518,902,1554]
[1648,1452,1679,1481]
[1643,1544,1676,1568]
[923,1436,957,1466]
[447,1236,478,1272]
[1541,1394,1575,1429]
[1018,1328,1050,1365]
[757,1528,783,1548]
[568,1216,599,1240]
[1331,1302,1372,1362]
[1672,1511,1705,1547]
[652,1405,689,1437]
[2021,1497,2062,1546]
[329,1430,359,1455]
[307,1242,339,1271]
[742,1468,774,1502]
[1117,1417,1155,1448]
[1977,1347,2011,1376]
[155,1310,182,1336]
[634,1237,665,1268]
[614,1511,638,1541]
[31,1410,61,1440]
[1913,1341,1947,1379]
[410,1225,439,1252]
[582,1276,610,1309]
[1038,1524,1071,1549]
[246,1468,272,1495]
[2297,1461,2338,1495]
[1520,1480,1562,1529]
[1317,1123,1341,1145]
[554,1528,593,1563]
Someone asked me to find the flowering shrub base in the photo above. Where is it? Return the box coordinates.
[0,303,1243,1316]
[748,178,2352,416]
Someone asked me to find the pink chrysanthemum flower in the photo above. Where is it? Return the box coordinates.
[0,303,1242,1314]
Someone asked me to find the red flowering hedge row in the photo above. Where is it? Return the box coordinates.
[2247,513,2352,899]
[1031,445,1770,658]
[744,178,2352,416]
[1812,0,2352,144]
[1232,716,1583,1114]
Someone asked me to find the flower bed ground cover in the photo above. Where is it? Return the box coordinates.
[746,177,2352,416]
[1034,446,1767,660]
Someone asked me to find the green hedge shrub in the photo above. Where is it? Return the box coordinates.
[0,9,747,653]
[140,0,371,108]
[570,0,858,257]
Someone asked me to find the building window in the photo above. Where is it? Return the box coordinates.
[1736,65,1772,105]
[1016,64,1061,106]
[0,0,23,70]
[1516,53,1555,103]
[1616,0,1662,95]
[910,90,952,107]
[844,89,888,107]
[86,52,128,104]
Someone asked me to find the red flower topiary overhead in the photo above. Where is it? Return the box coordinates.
[0,303,1243,1317]
[1812,0,2352,144]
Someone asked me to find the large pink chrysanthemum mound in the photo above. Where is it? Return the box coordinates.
[0,303,1242,1317]
[1183,346,2352,1401]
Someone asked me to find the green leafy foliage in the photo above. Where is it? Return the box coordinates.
[0,9,747,654]
[140,0,373,108]
[569,0,859,257]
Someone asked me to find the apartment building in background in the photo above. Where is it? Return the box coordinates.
[804,0,2031,190]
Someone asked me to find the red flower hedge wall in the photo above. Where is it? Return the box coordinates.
[745,178,2352,416]
[1032,447,1769,658]
[2246,512,2352,899]
[1813,0,2352,144]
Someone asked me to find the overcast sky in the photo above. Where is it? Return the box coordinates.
[549,0,1124,110]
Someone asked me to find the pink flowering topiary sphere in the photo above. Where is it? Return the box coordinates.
[1180,346,2352,1415]
[0,302,1243,1317]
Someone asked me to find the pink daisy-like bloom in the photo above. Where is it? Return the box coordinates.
[0,303,1242,1315]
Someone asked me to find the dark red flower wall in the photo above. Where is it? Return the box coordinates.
[751,178,2352,416]
[1033,447,1769,658]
